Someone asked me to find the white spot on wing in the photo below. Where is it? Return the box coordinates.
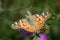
[36,14,39,17]
[11,22,19,30]
[42,12,45,16]
[15,22,18,25]
[19,20,21,22]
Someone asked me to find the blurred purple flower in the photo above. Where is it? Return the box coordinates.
[19,29,34,36]
[36,33,48,40]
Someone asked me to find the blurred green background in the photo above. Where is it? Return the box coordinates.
[0,0,60,40]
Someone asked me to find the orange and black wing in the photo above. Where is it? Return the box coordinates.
[32,12,51,31]
[11,19,36,33]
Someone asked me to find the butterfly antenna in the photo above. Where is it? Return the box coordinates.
[27,10,32,16]
[25,10,32,18]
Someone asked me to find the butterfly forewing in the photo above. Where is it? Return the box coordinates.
[32,12,51,31]
[32,14,45,31]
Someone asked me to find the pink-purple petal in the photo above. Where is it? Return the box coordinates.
[19,29,34,36]
[36,33,48,40]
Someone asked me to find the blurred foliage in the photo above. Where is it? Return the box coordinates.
[0,0,60,40]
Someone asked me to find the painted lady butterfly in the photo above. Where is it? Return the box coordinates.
[11,10,51,33]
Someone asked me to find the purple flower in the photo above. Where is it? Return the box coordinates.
[19,29,34,36]
[36,33,48,40]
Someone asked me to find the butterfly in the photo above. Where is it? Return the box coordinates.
[11,11,51,33]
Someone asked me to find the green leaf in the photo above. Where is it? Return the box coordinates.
[33,36,37,40]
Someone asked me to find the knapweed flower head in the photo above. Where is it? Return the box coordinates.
[36,33,47,40]
[19,29,34,36]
